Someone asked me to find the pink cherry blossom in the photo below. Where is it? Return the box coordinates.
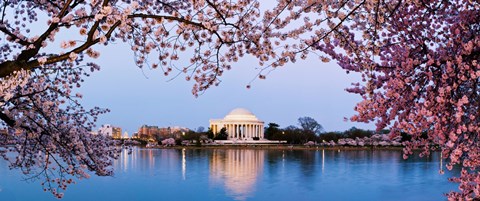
[0,0,478,199]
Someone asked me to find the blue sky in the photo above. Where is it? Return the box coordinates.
[79,43,376,135]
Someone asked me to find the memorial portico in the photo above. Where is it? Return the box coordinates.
[210,108,265,140]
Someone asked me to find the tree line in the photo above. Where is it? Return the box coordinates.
[143,116,427,146]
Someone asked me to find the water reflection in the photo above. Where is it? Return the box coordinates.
[113,147,134,172]
[209,149,265,201]
[322,149,325,173]
[0,148,459,201]
[182,148,186,180]
[109,148,456,201]
[114,148,183,175]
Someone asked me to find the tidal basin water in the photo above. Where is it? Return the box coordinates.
[0,148,460,201]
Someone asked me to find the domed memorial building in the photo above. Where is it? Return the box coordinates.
[210,108,265,140]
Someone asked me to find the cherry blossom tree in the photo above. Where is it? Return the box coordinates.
[1,0,478,199]
[0,0,331,198]
[304,0,479,199]
[161,138,175,146]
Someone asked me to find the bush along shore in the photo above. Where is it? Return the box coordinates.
[120,126,440,150]
[123,136,424,152]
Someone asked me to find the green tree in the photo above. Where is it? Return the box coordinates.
[298,117,323,135]
[214,128,228,140]
[181,130,198,141]
[283,125,317,144]
[195,135,202,147]
[343,127,372,139]
[196,126,205,133]
[264,123,280,140]
[318,132,343,142]
[206,128,214,139]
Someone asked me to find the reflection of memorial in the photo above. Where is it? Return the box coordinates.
[210,149,264,200]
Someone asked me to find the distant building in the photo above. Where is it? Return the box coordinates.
[98,124,122,139]
[137,125,164,140]
[112,127,122,139]
[137,125,190,140]
[169,126,190,138]
[210,108,264,140]
[123,131,129,139]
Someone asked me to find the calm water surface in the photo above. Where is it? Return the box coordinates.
[0,148,459,201]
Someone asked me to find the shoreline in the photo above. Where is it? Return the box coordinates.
[139,145,407,151]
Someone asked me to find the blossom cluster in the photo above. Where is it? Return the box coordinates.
[161,138,176,147]
[321,134,403,147]
[1,0,479,199]
[309,0,480,199]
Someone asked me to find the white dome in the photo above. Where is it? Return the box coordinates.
[224,108,258,121]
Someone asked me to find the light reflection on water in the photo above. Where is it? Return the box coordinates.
[0,148,460,201]
[182,148,186,180]
[209,149,264,200]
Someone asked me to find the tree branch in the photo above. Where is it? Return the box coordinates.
[0,111,15,127]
